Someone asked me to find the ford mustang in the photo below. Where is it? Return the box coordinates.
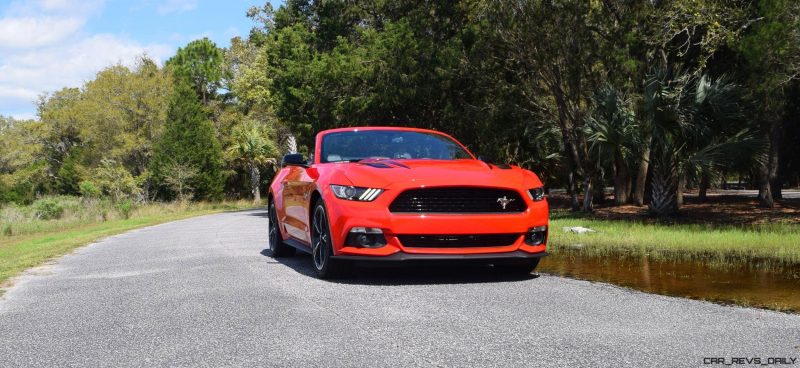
[267,127,549,278]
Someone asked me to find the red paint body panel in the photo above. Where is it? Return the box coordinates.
[269,127,548,259]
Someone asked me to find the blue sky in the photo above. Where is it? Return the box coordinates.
[0,0,282,119]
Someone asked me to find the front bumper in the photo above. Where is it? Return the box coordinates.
[332,250,548,262]
[324,186,549,259]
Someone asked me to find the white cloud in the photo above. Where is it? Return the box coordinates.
[157,0,198,15]
[0,17,84,49]
[0,86,39,102]
[0,1,172,118]
[37,0,99,12]
[0,34,171,106]
[6,111,37,120]
[4,0,104,17]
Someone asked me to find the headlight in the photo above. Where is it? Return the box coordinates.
[527,187,545,201]
[330,185,384,201]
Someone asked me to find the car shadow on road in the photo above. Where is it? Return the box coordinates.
[245,211,270,218]
[260,249,540,285]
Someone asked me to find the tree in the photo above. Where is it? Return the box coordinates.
[643,69,760,216]
[486,0,601,211]
[162,162,198,201]
[225,36,271,114]
[166,38,225,105]
[78,58,172,196]
[36,88,84,192]
[19,57,172,200]
[92,159,140,202]
[736,0,800,207]
[0,116,47,203]
[263,0,505,160]
[593,0,751,207]
[226,122,278,202]
[150,81,224,200]
[585,87,638,205]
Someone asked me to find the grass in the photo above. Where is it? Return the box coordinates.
[549,210,800,270]
[0,198,259,287]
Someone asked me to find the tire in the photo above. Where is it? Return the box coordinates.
[268,202,295,257]
[310,199,351,279]
[501,258,541,275]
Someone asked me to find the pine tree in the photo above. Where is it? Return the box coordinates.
[150,81,224,200]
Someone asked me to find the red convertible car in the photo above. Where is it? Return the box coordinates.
[267,127,549,278]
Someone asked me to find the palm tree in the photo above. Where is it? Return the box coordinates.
[585,86,638,205]
[643,68,762,216]
[227,122,278,203]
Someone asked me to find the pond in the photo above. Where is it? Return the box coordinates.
[538,250,800,312]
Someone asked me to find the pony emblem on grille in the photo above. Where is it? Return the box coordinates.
[497,196,515,210]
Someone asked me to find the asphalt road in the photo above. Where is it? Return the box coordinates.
[1,210,798,367]
[699,189,800,199]
[550,188,800,199]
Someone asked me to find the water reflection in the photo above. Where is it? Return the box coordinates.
[539,250,800,312]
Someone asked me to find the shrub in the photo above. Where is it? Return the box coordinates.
[1,223,11,236]
[93,159,140,202]
[116,199,134,220]
[79,181,102,198]
[33,198,64,220]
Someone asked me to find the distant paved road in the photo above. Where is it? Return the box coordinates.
[550,188,800,199]
[694,189,800,199]
[1,210,798,367]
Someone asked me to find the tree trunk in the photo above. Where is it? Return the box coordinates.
[648,163,678,216]
[582,175,594,213]
[593,175,605,204]
[548,81,585,212]
[633,137,652,206]
[676,173,685,207]
[757,166,774,207]
[613,151,630,205]
[568,172,580,211]
[249,163,261,203]
[758,121,780,208]
[699,170,710,202]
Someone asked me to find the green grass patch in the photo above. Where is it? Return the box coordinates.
[0,199,258,287]
[549,212,800,270]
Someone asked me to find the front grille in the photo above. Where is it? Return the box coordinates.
[389,187,526,213]
[398,234,521,248]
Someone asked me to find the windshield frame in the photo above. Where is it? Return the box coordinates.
[314,128,475,164]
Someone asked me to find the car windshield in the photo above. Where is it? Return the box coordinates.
[321,130,473,163]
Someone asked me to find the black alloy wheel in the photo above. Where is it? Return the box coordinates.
[268,202,295,257]
[310,199,350,278]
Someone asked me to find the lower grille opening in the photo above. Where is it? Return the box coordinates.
[398,234,521,248]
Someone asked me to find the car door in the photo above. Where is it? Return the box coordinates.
[280,165,318,245]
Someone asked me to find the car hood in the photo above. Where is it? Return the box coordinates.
[336,159,537,190]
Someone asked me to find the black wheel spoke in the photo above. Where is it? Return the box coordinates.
[269,206,277,250]
[312,206,328,271]
[267,203,295,258]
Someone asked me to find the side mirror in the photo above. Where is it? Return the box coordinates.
[281,153,308,167]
